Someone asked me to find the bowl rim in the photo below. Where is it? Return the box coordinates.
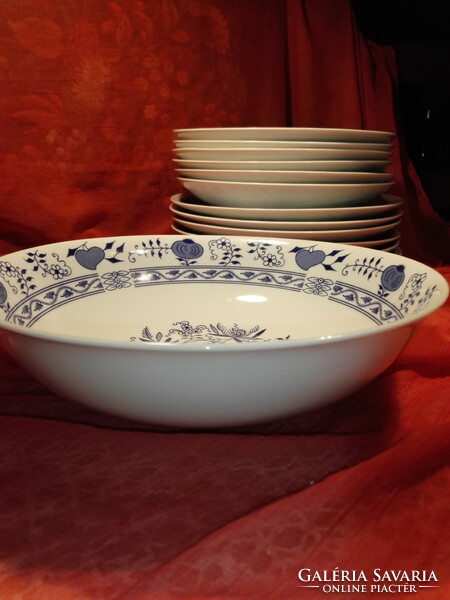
[0,235,447,352]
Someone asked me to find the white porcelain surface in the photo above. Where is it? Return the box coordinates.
[174,147,392,162]
[0,235,446,428]
[178,178,393,208]
[170,204,403,231]
[175,127,395,143]
[172,217,401,242]
[171,193,403,221]
[175,168,394,184]
[174,140,393,151]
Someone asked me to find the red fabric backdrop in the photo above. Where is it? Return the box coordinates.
[0,0,287,252]
[0,1,449,598]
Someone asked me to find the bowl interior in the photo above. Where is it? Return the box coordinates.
[0,235,446,347]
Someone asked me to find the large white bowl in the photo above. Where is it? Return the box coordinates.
[0,235,445,428]
[173,158,392,172]
[174,127,395,143]
[178,177,393,208]
[0,235,445,427]
[174,147,392,162]
[171,193,403,221]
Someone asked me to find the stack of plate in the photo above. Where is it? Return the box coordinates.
[171,127,402,251]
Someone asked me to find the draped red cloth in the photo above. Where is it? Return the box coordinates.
[0,1,449,598]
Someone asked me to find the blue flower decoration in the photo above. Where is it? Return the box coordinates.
[171,239,204,264]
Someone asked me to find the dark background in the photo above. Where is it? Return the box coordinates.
[351,0,450,221]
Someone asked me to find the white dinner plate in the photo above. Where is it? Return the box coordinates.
[174,147,392,162]
[174,127,395,143]
[178,177,393,208]
[171,216,401,242]
[176,168,394,184]
[170,193,403,221]
[169,204,403,231]
[174,140,393,151]
[173,158,391,172]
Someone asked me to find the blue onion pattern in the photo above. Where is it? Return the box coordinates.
[380,265,405,291]
[171,239,204,264]
[132,321,290,344]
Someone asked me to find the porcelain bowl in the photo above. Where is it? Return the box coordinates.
[178,178,393,208]
[0,235,447,428]
[169,203,403,231]
[174,127,395,143]
[174,140,394,151]
[174,147,392,162]
[173,158,392,172]
[171,216,401,242]
[171,193,403,221]
[175,168,394,184]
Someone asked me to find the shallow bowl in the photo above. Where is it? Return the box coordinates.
[174,127,395,143]
[0,235,446,428]
[174,140,394,151]
[171,193,403,221]
[174,147,392,162]
[175,168,394,185]
[178,177,393,208]
[173,158,392,172]
[172,223,402,248]
[169,204,403,231]
[171,218,401,242]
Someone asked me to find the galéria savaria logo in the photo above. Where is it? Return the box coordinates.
[297,568,440,594]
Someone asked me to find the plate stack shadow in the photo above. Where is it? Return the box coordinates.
[171,127,403,252]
